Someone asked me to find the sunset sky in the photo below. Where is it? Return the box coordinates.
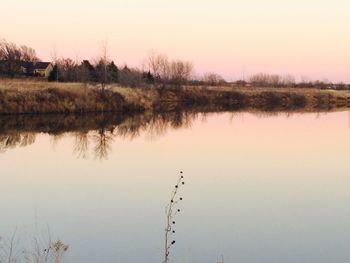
[1,0,350,82]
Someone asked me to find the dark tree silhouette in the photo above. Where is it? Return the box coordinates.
[79,60,97,82]
[48,65,58,82]
[107,61,119,82]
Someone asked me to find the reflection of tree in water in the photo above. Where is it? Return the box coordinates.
[0,132,36,153]
[73,129,115,160]
[74,117,117,160]
[72,111,201,159]
[146,112,194,140]
[92,127,114,160]
[0,110,308,158]
[73,131,89,159]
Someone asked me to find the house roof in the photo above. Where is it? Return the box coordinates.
[34,62,51,70]
[0,60,52,70]
[20,61,34,68]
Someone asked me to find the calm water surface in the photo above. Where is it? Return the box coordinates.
[1,111,350,263]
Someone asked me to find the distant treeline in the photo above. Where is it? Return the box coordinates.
[0,39,194,87]
[244,73,350,90]
[1,38,349,89]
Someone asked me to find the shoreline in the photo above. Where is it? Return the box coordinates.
[0,79,349,115]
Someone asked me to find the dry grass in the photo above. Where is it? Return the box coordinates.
[0,78,86,91]
[0,78,349,115]
[111,85,158,109]
[0,79,134,114]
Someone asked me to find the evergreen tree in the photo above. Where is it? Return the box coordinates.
[48,65,58,82]
[79,60,97,82]
[95,59,107,86]
[107,61,119,83]
[145,70,154,83]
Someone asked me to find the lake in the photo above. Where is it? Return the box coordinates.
[1,110,350,263]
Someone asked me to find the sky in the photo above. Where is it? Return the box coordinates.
[1,0,350,82]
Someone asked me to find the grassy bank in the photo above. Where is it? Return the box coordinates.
[1,79,350,114]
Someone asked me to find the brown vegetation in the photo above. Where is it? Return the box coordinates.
[144,51,193,85]
[0,229,69,263]
[0,79,144,114]
[0,79,349,115]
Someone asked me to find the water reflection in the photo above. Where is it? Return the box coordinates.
[0,109,345,159]
[1,175,185,263]
[0,132,36,152]
[1,110,350,263]
[0,112,197,158]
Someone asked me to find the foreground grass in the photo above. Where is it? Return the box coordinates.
[0,79,349,114]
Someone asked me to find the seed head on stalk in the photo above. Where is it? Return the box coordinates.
[163,172,185,263]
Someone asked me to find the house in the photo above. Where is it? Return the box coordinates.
[20,61,34,74]
[32,62,53,77]
[0,60,53,78]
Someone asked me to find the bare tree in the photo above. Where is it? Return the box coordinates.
[0,39,40,77]
[144,51,194,85]
[144,50,166,80]
[73,49,81,81]
[269,74,281,87]
[50,46,60,82]
[20,45,40,63]
[0,40,23,76]
[282,74,295,87]
[250,73,282,87]
[203,72,226,86]
[96,41,110,93]
[56,58,77,82]
[0,40,22,61]
[170,60,193,85]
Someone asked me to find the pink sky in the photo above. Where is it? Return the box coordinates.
[1,0,350,82]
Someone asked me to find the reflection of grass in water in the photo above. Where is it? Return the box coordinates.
[0,228,69,263]
[0,108,348,158]
[0,112,199,158]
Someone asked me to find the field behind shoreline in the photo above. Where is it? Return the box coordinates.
[0,79,350,115]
